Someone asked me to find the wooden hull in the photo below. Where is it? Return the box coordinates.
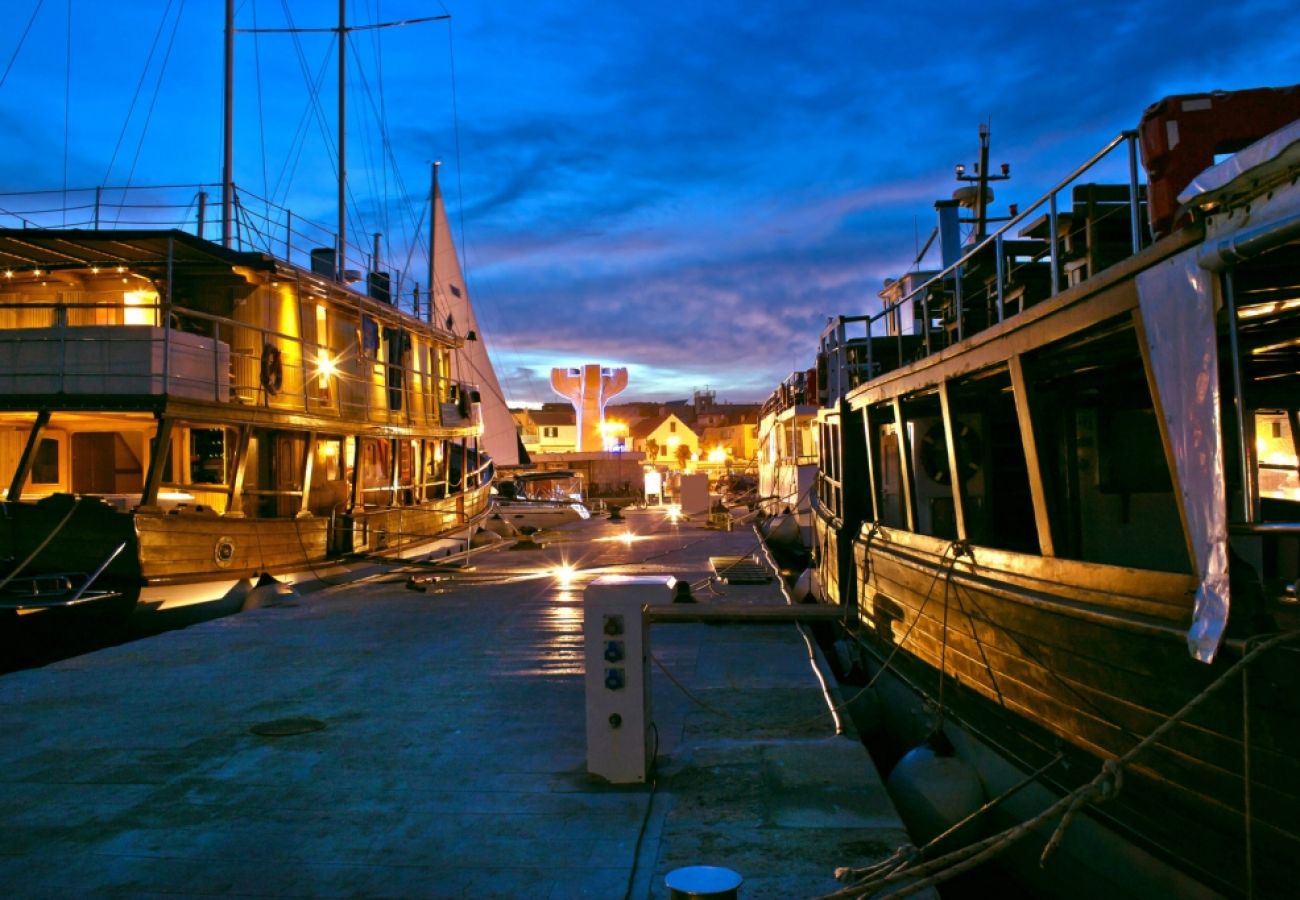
[1,484,492,619]
[816,508,1300,895]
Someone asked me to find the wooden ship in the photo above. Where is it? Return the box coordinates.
[0,4,495,630]
[756,367,819,548]
[0,190,492,625]
[799,86,1300,895]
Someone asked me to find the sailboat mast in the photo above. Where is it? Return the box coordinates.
[428,161,440,325]
[222,0,234,247]
[337,0,347,280]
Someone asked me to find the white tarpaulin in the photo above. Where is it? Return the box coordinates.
[1136,253,1229,663]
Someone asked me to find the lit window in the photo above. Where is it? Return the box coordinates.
[31,438,60,484]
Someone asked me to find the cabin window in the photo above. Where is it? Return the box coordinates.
[818,419,842,518]
[397,439,417,504]
[189,428,229,485]
[31,437,61,485]
[423,439,448,499]
[71,432,144,495]
[160,426,232,488]
[1256,411,1300,502]
[385,327,408,411]
[945,368,1039,554]
[898,390,959,541]
[361,316,380,358]
[869,406,908,530]
[358,438,393,506]
[1022,322,1189,573]
[437,348,452,404]
[309,435,349,516]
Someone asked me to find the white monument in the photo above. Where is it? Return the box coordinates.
[551,364,629,452]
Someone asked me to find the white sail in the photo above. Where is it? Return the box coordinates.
[430,175,520,467]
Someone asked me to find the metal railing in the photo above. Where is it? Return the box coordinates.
[819,131,1147,393]
[0,184,429,319]
[0,296,476,429]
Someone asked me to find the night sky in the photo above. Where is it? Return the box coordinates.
[2,1,1297,404]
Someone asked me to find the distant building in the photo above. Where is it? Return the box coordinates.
[629,413,701,466]
[700,418,760,464]
[513,408,578,455]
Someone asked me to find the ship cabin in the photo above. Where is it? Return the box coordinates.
[756,367,819,520]
[811,98,1300,647]
[0,190,487,540]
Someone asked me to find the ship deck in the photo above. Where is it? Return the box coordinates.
[0,508,915,898]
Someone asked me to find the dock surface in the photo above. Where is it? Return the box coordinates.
[0,508,912,898]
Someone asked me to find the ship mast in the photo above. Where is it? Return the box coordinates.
[222,0,234,247]
[428,161,440,325]
[222,5,450,279]
[337,0,347,280]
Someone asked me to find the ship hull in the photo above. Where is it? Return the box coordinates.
[809,507,1300,895]
[1,484,492,624]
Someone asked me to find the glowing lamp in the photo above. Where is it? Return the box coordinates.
[316,352,339,383]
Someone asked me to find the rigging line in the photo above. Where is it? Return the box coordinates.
[0,0,45,93]
[342,37,426,278]
[275,0,342,203]
[115,0,186,211]
[443,22,534,407]
[234,13,449,34]
[251,0,270,200]
[102,0,177,187]
[370,0,391,245]
[61,0,70,225]
[268,14,333,205]
[400,202,429,298]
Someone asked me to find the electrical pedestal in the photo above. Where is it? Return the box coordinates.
[583,575,675,783]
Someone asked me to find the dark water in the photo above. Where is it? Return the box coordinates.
[0,598,236,675]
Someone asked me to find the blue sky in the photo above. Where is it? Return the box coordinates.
[2,1,1298,404]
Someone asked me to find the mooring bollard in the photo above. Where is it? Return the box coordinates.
[665,865,743,899]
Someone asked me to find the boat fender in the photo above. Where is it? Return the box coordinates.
[886,732,987,849]
[484,514,518,537]
[243,572,298,610]
[793,567,815,603]
[470,527,502,548]
[260,343,284,395]
[763,513,800,548]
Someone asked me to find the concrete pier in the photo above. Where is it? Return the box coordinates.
[0,508,914,898]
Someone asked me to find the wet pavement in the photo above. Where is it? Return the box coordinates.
[0,507,913,898]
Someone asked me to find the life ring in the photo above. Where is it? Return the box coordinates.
[260,343,284,395]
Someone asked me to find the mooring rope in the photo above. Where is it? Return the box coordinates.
[819,627,1300,899]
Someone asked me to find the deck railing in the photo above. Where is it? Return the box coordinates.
[0,296,478,430]
[0,184,430,319]
[819,131,1148,393]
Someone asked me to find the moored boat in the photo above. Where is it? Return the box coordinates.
[756,367,818,552]
[0,5,496,634]
[0,195,493,624]
[802,86,1300,896]
[494,469,591,531]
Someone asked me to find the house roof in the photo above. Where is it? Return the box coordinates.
[629,413,698,440]
[530,410,575,426]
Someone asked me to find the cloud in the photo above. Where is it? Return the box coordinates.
[4,0,1299,404]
